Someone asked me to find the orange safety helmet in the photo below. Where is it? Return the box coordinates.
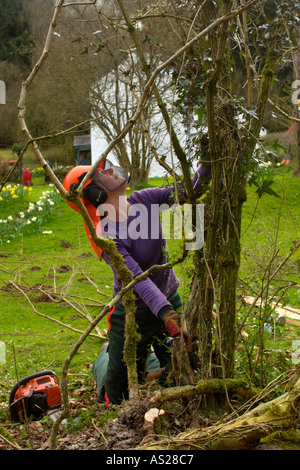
[63,164,105,260]
[63,166,93,212]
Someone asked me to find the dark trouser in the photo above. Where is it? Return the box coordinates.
[92,290,182,404]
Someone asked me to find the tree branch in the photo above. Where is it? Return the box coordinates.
[237,239,300,335]
[89,0,261,196]
[140,377,300,450]
[268,97,300,124]
[10,281,106,339]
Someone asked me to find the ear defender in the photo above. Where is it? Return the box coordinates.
[83,184,108,208]
[66,169,108,208]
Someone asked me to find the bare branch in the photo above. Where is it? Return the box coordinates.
[10,281,106,340]
[80,0,261,191]
[268,98,300,123]
[63,0,96,6]
[237,239,300,335]
[18,0,68,195]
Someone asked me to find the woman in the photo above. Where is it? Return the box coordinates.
[65,160,210,404]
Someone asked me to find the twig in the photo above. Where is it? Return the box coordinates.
[91,419,108,445]
[63,0,96,6]
[237,239,300,335]
[18,0,69,195]
[268,97,300,123]
[59,294,104,338]
[79,267,111,298]
[122,51,181,181]
[0,432,22,451]
[67,294,106,306]
[10,281,105,339]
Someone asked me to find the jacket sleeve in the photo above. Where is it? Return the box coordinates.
[102,243,173,316]
[140,164,210,206]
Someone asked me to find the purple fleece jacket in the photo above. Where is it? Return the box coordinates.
[101,165,209,316]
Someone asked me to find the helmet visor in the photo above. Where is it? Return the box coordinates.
[92,160,130,192]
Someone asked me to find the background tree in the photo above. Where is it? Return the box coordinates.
[0,0,34,68]
[0,0,35,146]
[90,52,186,187]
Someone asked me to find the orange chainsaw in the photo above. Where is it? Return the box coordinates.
[9,370,63,422]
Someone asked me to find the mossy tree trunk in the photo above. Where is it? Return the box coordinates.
[183,1,278,382]
[183,0,245,380]
[209,109,245,378]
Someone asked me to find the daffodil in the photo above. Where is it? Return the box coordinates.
[0,186,61,244]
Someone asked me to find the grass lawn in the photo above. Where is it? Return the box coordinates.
[0,178,115,395]
[240,166,300,306]
[0,166,299,408]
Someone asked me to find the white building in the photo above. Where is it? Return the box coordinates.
[90,57,199,178]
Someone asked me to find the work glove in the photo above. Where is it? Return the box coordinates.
[159,309,188,339]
